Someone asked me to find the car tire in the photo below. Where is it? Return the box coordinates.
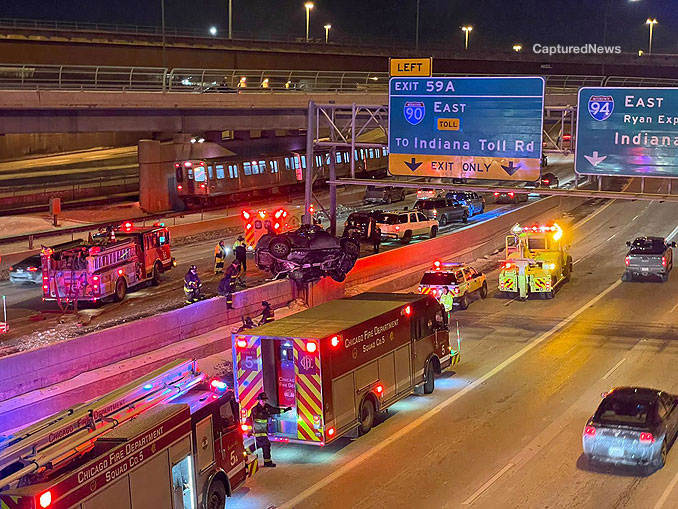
[430,226,438,238]
[564,257,573,282]
[269,237,291,258]
[423,362,435,394]
[114,278,127,302]
[330,271,346,282]
[480,281,488,299]
[439,215,448,227]
[401,231,413,244]
[385,196,392,204]
[462,212,469,224]
[340,238,360,257]
[358,398,375,435]
[662,272,669,283]
[400,192,406,202]
[206,479,227,509]
[658,440,668,469]
[151,261,163,286]
[290,269,305,282]
[459,293,469,310]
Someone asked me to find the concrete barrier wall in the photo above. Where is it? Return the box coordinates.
[0,279,296,403]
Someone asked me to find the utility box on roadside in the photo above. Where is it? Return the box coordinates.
[49,197,61,215]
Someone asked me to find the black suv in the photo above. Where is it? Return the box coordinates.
[255,225,360,283]
[343,211,380,241]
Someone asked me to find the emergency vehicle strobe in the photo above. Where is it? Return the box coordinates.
[41,222,176,306]
[418,261,488,310]
[233,293,458,445]
[0,360,256,509]
[241,208,293,250]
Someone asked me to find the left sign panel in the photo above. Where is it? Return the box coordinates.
[388,77,545,181]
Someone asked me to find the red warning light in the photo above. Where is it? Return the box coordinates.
[242,210,251,220]
[258,210,266,219]
[241,423,249,432]
[330,335,340,347]
[184,161,192,167]
[375,384,383,394]
[236,339,247,348]
[117,269,124,276]
[327,427,336,437]
[433,260,441,269]
[404,305,412,316]
[177,185,183,190]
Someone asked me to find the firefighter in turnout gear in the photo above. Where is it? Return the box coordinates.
[214,240,227,274]
[233,236,247,285]
[184,265,202,304]
[218,259,240,309]
[250,392,291,467]
[259,301,274,325]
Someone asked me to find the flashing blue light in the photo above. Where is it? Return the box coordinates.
[143,383,153,390]
[211,380,228,391]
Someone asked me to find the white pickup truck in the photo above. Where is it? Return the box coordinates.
[376,210,439,244]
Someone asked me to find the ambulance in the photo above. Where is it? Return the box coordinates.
[232,293,458,445]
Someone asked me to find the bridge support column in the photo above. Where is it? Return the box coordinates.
[138,134,190,213]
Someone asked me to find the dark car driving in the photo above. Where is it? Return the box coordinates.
[414,198,468,225]
[363,185,406,205]
[255,225,360,283]
[8,254,42,285]
[624,236,675,282]
[445,191,485,216]
[583,387,678,470]
[493,191,529,204]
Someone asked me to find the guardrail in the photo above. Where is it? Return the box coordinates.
[2,64,675,93]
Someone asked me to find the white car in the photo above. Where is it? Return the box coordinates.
[376,210,439,244]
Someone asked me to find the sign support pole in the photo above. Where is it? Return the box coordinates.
[304,101,315,225]
[641,177,645,194]
[669,180,672,195]
[329,147,337,235]
[350,103,356,179]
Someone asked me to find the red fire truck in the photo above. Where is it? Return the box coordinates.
[0,360,256,509]
[233,293,459,445]
[41,223,176,305]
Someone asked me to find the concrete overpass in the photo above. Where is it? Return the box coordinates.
[1,18,678,78]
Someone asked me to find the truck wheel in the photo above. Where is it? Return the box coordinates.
[430,226,438,238]
[269,237,291,258]
[206,479,227,509]
[151,261,163,286]
[459,293,469,310]
[114,278,127,302]
[358,398,375,435]
[401,231,413,244]
[423,363,435,394]
[564,257,573,282]
[480,281,488,299]
[545,290,554,299]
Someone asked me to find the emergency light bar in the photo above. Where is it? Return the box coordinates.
[432,260,464,270]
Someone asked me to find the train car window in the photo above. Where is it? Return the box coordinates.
[159,230,169,246]
[343,152,349,163]
[194,166,206,182]
[271,160,278,173]
[382,147,388,155]
[315,155,322,167]
[259,161,267,173]
[336,152,342,164]
[369,149,374,158]
[354,150,359,161]
[175,167,183,182]
[359,149,365,159]
[207,166,214,179]
[215,165,225,179]
[187,169,194,179]
[243,162,252,176]
[251,161,260,175]
[285,157,291,170]
[301,157,306,169]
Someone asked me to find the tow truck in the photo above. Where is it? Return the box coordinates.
[498,223,572,299]
[0,360,256,509]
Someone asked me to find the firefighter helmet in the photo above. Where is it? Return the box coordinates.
[257,392,269,401]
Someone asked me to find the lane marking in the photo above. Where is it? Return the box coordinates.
[462,463,515,506]
[276,278,624,509]
[666,224,678,242]
[670,301,678,314]
[653,468,678,509]
[573,258,583,265]
[571,199,616,231]
[503,298,517,307]
[602,358,627,379]
[632,214,640,221]
[607,233,617,242]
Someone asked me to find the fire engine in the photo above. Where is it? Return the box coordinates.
[498,223,573,299]
[0,359,256,509]
[233,293,458,445]
[241,208,294,250]
[41,223,176,305]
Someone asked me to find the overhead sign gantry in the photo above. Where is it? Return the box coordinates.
[388,76,545,181]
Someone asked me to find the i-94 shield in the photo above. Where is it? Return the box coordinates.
[588,95,614,121]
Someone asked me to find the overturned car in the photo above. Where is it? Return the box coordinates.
[255,224,360,283]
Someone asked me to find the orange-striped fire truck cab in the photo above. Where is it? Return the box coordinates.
[232,293,457,446]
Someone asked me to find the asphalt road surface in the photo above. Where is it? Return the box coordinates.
[228,178,678,509]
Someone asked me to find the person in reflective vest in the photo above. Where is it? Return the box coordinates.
[250,392,291,468]
[233,236,247,285]
[259,301,274,325]
[214,240,227,274]
[439,286,454,327]
[184,265,202,304]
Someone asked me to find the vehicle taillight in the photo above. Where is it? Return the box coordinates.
[543,179,550,184]
[494,192,500,196]
[175,163,181,168]
[395,226,400,231]
[584,426,596,437]
[177,184,183,190]
[327,427,335,437]
[27,266,38,272]
[39,491,52,508]
[184,161,192,167]
[236,339,247,348]
[375,384,383,394]
[625,256,630,266]
[639,432,655,443]
[200,184,206,189]
[509,192,515,197]
[432,209,437,216]
[662,256,667,267]
[305,341,318,353]
[330,335,340,347]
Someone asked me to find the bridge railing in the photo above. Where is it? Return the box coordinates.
[0,64,672,95]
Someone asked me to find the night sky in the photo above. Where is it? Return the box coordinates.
[3,0,678,53]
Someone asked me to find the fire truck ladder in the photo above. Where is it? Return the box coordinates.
[0,359,205,491]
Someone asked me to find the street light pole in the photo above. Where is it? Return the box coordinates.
[305,2,314,41]
[415,0,420,53]
[160,0,166,68]
[228,0,232,39]
[461,26,472,50]
[646,18,657,54]
[324,24,331,44]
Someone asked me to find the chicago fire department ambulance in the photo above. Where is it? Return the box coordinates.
[233,293,458,445]
[0,360,255,509]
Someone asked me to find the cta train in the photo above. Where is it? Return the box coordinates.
[175,147,388,207]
